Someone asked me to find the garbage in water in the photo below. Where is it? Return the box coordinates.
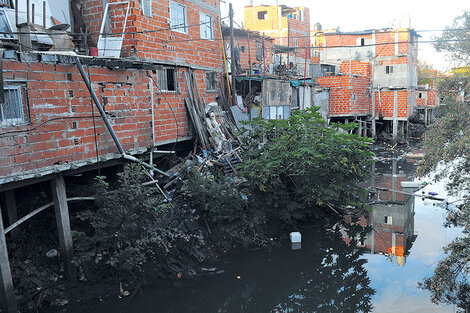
[290,232,301,243]
[201,267,216,272]
[46,249,58,258]
[236,275,241,279]
[291,242,302,250]
[428,192,438,196]
[215,270,225,274]
[177,272,183,279]
[119,281,130,298]
[401,181,422,188]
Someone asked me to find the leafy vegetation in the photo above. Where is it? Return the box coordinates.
[72,163,203,276]
[418,10,470,311]
[238,108,374,223]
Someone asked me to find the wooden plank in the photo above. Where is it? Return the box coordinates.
[4,197,95,234]
[51,176,74,281]
[2,191,17,238]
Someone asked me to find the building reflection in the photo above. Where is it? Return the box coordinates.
[364,158,418,266]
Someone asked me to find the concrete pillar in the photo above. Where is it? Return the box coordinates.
[51,176,74,281]
[399,121,405,138]
[392,159,397,202]
[371,118,376,138]
[392,91,398,142]
[358,118,363,136]
[363,120,368,137]
[424,108,428,125]
[1,191,18,238]
[0,206,17,313]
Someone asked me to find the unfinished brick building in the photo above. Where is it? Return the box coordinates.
[415,87,439,125]
[312,19,421,140]
[0,0,223,310]
[243,4,311,74]
[223,27,275,75]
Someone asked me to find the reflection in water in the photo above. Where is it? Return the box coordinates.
[92,226,375,313]
[365,158,418,267]
[273,227,375,313]
[78,145,459,313]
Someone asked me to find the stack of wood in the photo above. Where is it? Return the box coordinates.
[183,70,241,165]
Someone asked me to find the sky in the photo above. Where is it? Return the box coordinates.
[221,0,468,72]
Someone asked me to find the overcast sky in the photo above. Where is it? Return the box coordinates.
[222,0,468,72]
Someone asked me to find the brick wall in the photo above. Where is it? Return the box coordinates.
[78,0,222,70]
[339,61,372,79]
[416,89,439,107]
[317,75,370,116]
[0,55,220,182]
[321,33,373,47]
[316,29,418,60]
[374,89,409,119]
[233,34,274,73]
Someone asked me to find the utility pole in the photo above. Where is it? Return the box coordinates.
[287,19,290,71]
[229,3,236,107]
[247,30,252,91]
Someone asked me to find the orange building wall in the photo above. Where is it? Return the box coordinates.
[317,75,370,116]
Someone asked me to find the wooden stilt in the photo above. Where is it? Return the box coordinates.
[1,191,18,238]
[51,176,74,281]
[0,206,17,313]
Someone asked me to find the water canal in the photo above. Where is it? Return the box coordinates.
[75,144,462,313]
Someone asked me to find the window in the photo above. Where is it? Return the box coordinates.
[0,85,27,126]
[418,92,422,99]
[360,38,365,46]
[156,68,176,92]
[0,1,13,8]
[351,93,357,101]
[142,0,152,17]
[200,12,213,40]
[170,1,187,33]
[293,38,298,47]
[386,65,394,74]
[206,72,218,91]
[384,216,393,225]
[257,11,267,20]
[0,10,15,40]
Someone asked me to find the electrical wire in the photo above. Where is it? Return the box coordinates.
[11,38,469,55]
[1,16,229,37]
[146,70,180,157]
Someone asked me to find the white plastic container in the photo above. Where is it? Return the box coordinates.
[400,181,421,188]
[290,232,302,243]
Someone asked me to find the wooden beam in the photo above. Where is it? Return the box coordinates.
[4,197,95,234]
[2,191,18,238]
[0,206,17,313]
[51,176,74,281]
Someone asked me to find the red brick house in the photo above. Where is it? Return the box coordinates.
[312,22,421,140]
[0,0,224,310]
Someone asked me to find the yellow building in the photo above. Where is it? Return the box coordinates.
[244,4,310,57]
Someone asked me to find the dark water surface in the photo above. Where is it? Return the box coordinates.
[85,146,461,313]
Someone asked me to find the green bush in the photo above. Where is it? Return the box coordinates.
[72,163,201,274]
[238,108,373,222]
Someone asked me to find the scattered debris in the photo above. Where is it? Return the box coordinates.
[46,249,58,258]
[405,153,425,159]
